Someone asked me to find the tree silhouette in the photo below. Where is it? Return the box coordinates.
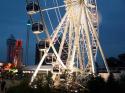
[105,73,119,93]
[118,53,125,62]
[84,75,106,93]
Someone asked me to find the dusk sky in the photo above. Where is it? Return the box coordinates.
[0,0,125,65]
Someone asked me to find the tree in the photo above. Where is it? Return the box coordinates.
[118,74,125,93]
[105,73,119,93]
[84,75,106,93]
[118,53,125,62]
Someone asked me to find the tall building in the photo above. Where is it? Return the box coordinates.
[14,40,23,68]
[7,35,23,68]
[7,34,16,63]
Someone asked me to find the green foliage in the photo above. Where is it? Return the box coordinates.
[105,73,119,93]
[6,73,125,93]
[7,80,34,93]
[84,75,106,93]
[118,74,125,92]
[83,73,125,93]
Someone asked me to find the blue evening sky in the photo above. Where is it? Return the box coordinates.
[0,0,125,65]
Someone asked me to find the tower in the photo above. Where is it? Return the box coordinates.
[7,34,16,63]
[25,20,31,65]
[13,40,23,68]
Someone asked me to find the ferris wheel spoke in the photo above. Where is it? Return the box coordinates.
[43,0,54,31]
[84,2,99,61]
[58,20,69,57]
[81,5,96,73]
[66,21,73,67]
[79,32,85,70]
[85,7,110,73]
[29,46,51,85]
[78,27,84,70]
[41,5,65,12]
[53,0,62,21]
[52,0,60,23]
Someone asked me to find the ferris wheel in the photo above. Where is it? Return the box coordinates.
[25,0,110,85]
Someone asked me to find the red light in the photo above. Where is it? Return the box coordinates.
[16,40,22,47]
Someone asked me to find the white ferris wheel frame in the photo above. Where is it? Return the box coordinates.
[25,0,110,85]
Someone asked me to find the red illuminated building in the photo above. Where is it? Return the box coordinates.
[7,35,23,68]
[14,40,23,68]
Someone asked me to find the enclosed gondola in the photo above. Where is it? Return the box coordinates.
[53,64,59,73]
[32,22,43,34]
[45,53,56,65]
[26,2,40,15]
[45,53,53,65]
[38,40,49,51]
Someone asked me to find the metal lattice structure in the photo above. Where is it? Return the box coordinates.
[25,0,110,85]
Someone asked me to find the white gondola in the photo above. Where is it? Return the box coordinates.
[60,74,65,81]
[38,40,49,51]
[52,56,56,62]
[53,64,60,73]
[26,2,39,15]
[88,3,96,8]
[93,22,97,28]
[45,53,56,65]
[87,0,96,8]
[32,22,43,34]
[46,56,52,65]
[45,53,53,65]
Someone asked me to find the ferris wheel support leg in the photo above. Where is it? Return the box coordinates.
[47,11,68,42]
[70,45,76,71]
[51,45,66,69]
[78,44,84,70]
[85,6,110,73]
[81,25,87,71]
[43,12,69,69]
[77,26,84,71]
[82,6,96,74]
[58,20,69,57]
[29,47,50,85]
[67,21,73,67]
